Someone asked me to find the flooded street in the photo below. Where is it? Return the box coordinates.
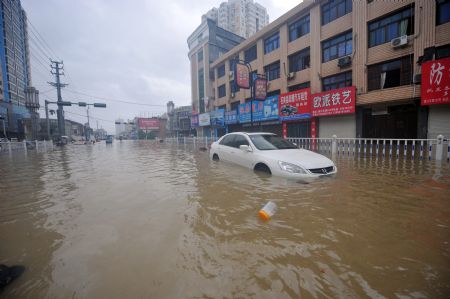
[1,141,449,299]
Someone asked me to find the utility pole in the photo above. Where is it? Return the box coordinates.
[45,100,50,140]
[48,60,68,139]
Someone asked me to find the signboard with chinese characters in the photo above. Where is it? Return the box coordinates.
[238,103,252,123]
[311,86,356,117]
[225,110,238,125]
[198,113,210,126]
[262,95,279,121]
[279,88,311,121]
[235,63,250,89]
[254,78,268,100]
[210,109,225,127]
[190,114,199,127]
[421,57,450,106]
[138,118,159,130]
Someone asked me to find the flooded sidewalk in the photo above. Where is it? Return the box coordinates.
[1,141,449,298]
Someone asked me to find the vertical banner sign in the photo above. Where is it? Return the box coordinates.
[254,78,268,100]
[311,118,316,150]
[282,122,287,139]
[311,86,356,117]
[238,103,252,123]
[279,88,311,120]
[198,113,210,126]
[252,101,264,121]
[190,114,199,127]
[235,63,250,89]
[421,57,450,105]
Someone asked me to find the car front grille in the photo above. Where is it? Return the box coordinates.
[308,166,334,174]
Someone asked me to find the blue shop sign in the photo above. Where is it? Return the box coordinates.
[225,110,238,125]
[238,103,251,123]
[210,109,225,127]
[190,114,199,127]
[261,95,279,121]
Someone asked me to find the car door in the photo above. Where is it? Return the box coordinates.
[232,135,254,169]
[217,134,236,162]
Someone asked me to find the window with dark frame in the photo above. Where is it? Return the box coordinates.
[322,31,352,63]
[264,61,280,81]
[322,71,352,91]
[198,69,204,112]
[368,6,414,48]
[218,84,226,98]
[288,82,310,92]
[264,32,280,54]
[244,45,257,62]
[367,55,413,91]
[321,0,352,25]
[436,44,450,59]
[231,101,240,111]
[218,64,225,78]
[436,0,450,25]
[289,48,310,72]
[289,14,310,42]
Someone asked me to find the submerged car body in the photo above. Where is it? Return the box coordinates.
[210,132,337,180]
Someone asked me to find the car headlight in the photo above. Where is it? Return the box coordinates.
[278,161,307,174]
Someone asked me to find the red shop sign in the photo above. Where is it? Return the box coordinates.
[421,57,450,106]
[278,88,311,121]
[235,63,250,89]
[311,86,356,117]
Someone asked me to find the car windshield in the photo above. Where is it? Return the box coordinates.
[249,134,298,150]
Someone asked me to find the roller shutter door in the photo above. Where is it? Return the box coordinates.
[427,105,450,139]
[318,115,356,138]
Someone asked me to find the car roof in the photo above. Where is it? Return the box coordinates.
[226,132,276,136]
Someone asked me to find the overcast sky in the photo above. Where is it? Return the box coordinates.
[21,0,300,133]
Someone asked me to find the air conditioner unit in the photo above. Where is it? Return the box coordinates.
[391,35,408,48]
[287,72,295,80]
[230,92,235,98]
[337,56,352,68]
[229,71,234,79]
[413,74,421,85]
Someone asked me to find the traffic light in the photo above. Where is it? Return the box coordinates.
[93,103,106,108]
[78,102,87,107]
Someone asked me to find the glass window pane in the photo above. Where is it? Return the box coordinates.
[346,41,352,55]
[324,49,330,62]
[330,46,337,59]
[338,2,345,17]
[338,43,346,57]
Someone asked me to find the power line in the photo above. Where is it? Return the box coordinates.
[29,36,51,62]
[27,18,60,60]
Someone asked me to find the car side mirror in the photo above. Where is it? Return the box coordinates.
[293,143,297,146]
[239,145,252,152]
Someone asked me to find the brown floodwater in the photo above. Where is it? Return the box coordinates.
[0,141,449,299]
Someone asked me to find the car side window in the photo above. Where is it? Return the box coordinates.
[219,135,236,147]
[233,135,249,148]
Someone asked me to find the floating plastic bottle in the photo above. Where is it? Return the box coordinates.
[258,201,277,221]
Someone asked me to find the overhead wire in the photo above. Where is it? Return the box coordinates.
[27,18,60,60]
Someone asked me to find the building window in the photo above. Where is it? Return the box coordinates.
[322,71,352,91]
[197,50,203,62]
[436,44,450,59]
[218,84,226,98]
[288,82,310,92]
[231,101,240,111]
[368,6,414,48]
[289,14,310,42]
[264,32,279,54]
[289,48,310,72]
[218,64,225,78]
[321,0,352,25]
[367,55,412,91]
[264,61,280,81]
[322,31,352,62]
[198,69,204,113]
[437,0,450,25]
[245,44,257,62]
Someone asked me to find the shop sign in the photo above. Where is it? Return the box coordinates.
[252,95,279,122]
[210,109,225,127]
[225,110,238,125]
[311,86,356,117]
[238,103,252,123]
[137,118,159,130]
[177,110,190,119]
[254,78,268,100]
[190,114,199,127]
[279,88,311,121]
[198,113,210,126]
[235,63,250,89]
[421,57,450,105]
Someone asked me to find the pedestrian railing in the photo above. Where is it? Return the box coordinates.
[0,140,53,154]
[164,136,219,147]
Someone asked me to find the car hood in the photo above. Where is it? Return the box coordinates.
[258,149,334,169]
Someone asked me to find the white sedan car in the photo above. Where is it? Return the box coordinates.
[210,132,337,180]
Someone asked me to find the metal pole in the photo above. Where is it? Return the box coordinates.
[55,62,65,138]
[45,100,50,140]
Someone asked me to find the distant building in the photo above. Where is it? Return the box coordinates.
[202,0,269,39]
[39,118,85,141]
[173,105,192,137]
[0,0,38,139]
[94,128,107,140]
[115,118,126,137]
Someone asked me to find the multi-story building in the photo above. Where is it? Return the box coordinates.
[0,0,35,139]
[187,18,245,137]
[173,105,192,137]
[203,0,269,39]
[115,118,126,137]
[206,0,450,139]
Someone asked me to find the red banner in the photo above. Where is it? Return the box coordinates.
[235,63,250,89]
[279,88,311,121]
[138,118,159,130]
[311,86,356,117]
[421,57,450,106]
[254,78,267,100]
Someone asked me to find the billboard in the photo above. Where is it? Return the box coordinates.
[238,103,252,123]
[138,118,159,130]
[199,113,210,126]
[279,88,311,121]
[190,114,199,127]
[210,109,225,127]
[262,95,279,121]
[225,110,238,125]
[254,78,268,100]
[311,86,356,117]
[235,63,250,89]
[421,57,450,106]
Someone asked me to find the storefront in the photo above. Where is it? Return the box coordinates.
[225,109,242,133]
[421,57,450,139]
[238,96,282,134]
[279,88,312,138]
[198,112,211,137]
[190,113,199,137]
[210,109,226,138]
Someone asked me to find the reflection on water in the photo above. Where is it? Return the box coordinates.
[1,141,449,298]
